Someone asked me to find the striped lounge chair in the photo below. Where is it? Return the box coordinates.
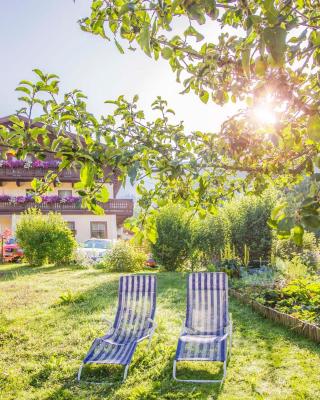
[78,274,157,383]
[173,272,232,383]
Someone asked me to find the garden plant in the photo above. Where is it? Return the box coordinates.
[16,209,77,266]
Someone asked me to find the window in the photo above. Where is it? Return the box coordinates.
[90,222,108,239]
[58,190,72,198]
[66,221,76,236]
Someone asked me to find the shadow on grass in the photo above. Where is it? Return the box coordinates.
[0,263,110,282]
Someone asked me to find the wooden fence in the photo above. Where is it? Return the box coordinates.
[230,288,320,344]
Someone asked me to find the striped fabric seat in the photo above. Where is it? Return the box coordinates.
[78,274,157,383]
[173,272,232,383]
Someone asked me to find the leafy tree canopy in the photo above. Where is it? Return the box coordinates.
[1,1,320,243]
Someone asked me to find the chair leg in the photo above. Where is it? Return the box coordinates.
[223,360,227,379]
[172,360,177,380]
[228,327,233,359]
[123,364,130,382]
[77,363,84,382]
[147,332,154,350]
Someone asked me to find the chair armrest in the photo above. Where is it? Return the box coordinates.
[100,338,129,347]
[214,332,229,342]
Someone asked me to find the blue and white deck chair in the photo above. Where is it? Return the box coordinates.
[173,272,232,384]
[78,274,157,383]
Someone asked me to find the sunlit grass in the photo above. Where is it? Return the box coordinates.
[0,264,320,399]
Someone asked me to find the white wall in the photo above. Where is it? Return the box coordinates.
[64,214,117,243]
[0,181,114,198]
[12,213,118,243]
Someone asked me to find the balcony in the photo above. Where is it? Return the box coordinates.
[0,166,123,196]
[0,166,80,182]
[0,198,134,217]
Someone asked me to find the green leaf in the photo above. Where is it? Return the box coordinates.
[161,47,173,60]
[96,186,110,202]
[73,182,85,190]
[307,114,320,142]
[128,164,138,185]
[60,115,75,122]
[187,4,206,25]
[33,69,45,80]
[263,27,287,65]
[15,86,31,95]
[90,203,105,215]
[114,39,125,54]
[184,26,204,42]
[291,225,304,246]
[31,178,40,191]
[255,57,266,77]
[118,3,132,16]
[19,80,34,87]
[200,90,209,104]
[271,202,287,221]
[241,48,251,78]
[146,225,157,244]
[310,31,320,46]
[80,163,94,187]
[263,0,279,25]
[104,100,119,105]
[137,23,151,57]
[267,218,277,229]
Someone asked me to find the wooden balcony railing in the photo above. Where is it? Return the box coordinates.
[0,167,80,182]
[0,199,134,216]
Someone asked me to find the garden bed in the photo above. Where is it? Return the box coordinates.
[230,288,320,343]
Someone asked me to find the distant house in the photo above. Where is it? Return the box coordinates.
[0,116,133,242]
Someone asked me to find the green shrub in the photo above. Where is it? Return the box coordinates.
[192,190,277,264]
[223,190,277,260]
[192,212,230,263]
[150,206,192,271]
[99,241,145,272]
[16,209,76,266]
[276,256,309,281]
[272,231,319,270]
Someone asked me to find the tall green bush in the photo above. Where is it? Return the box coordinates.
[223,191,277,260]
[192,191,277,263]
[16,209,76,266]
[151,206,192,271]
[192,212,230,263]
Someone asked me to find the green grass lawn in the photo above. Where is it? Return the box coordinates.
[0,264,320,400]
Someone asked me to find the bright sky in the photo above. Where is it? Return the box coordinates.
[0,0,236,134]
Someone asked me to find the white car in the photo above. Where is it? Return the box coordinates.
[79,238,115,261]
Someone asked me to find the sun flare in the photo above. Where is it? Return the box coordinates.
[252,105,277,125]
